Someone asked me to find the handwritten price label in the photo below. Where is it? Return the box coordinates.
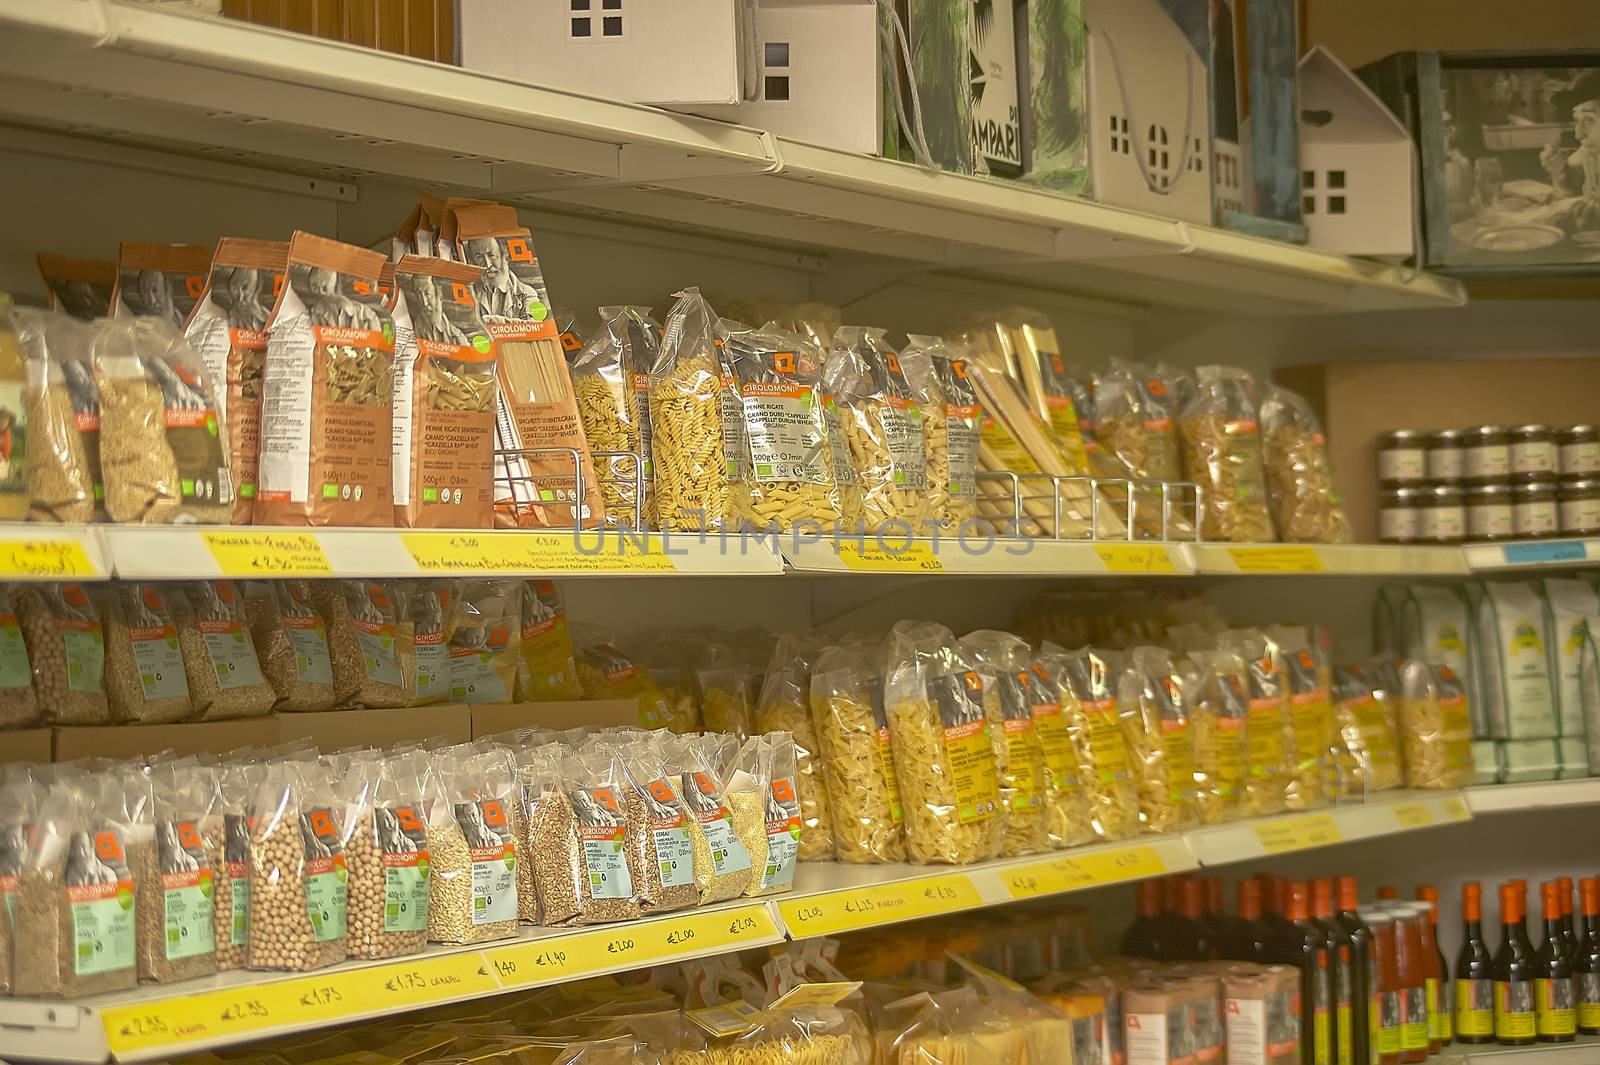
[1253,813,1343,854]
[1392,803,1435,830]
[1442,796,1470,822]
[402,531,676,575]
[1095,544,1179,574]
[778,874,980,938]
[1225,545,1325,573]
[203,530,332,576]
[0,538,99,578]
[834,541,945,573]
[1002,845,1167,899]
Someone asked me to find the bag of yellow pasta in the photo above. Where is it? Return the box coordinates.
[514,580,583,702]
[1399,660,1474,789]
[1117,648,1199,834]
[810,642,906,864]
[884,621,1004,865]
[1259,385,1353,544]
[754,634,835,862]
[696,638,755,737]
[577,639,670,729]
[1177,366,1277,543]
[825,327,930,534]
[1035,645,1140,842]
[1024,656,1094,848]
[1093,359,1182,482]
[647,632,703,734]
[571,305,659,528]
[689,1004,872,1065]
[1277,629,1334,810]
[1332,663,1403,796]
[1182,651,1248,824]
[960,630,1050,857]
[649,288,739,532]
[1217,630,1295,816]
[900,336,981,533]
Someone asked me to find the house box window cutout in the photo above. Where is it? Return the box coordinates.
[1110,115,1131,155]
[764,41,790,102]
[570,0,591,38]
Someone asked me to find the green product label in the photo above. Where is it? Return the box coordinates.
[158,818,215,960]
[130,630,186,702]
[287,622,333,685]
[63,625,105,694]
[199,620,266,690]
[69,829,135,976]
[384,864,428,932]
[0,613,31,689]
[354,626,402,686]
[448,649,510,704]
[305,861,347,942]
[414,641,450,701]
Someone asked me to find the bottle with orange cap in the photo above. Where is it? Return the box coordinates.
[1493,880,1537,1046]
[1415,885,1451,1045]
[1227,877,1275,963]
[1288,880,1334,1065]
[1535,880,1576,1042]
[1169,876,1216,961]
[1312,878,1355,1065]
[1577,876,1600,1035]
[1333,875,1376,1065]
[1453,880,1495,1045]
[1121,879,1165,959]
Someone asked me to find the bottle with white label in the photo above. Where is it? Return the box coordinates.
[1378,430,1428,487]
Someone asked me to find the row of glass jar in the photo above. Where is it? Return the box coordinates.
[1378,424,1600,487]
[1379,477,1600,544]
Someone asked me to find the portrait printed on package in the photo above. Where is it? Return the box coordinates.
[459,235,551,325]
[287,261,389,333]
[114,244,211,330]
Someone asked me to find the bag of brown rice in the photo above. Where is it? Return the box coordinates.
[36,253,115,321]
[446,580,521,705]
[257,232,396,526]
[244,580,335,712]
[316,581,415,709]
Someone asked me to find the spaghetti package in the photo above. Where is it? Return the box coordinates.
[826,327,930,533]
[36,253,114,320]
[1036,645,1140,842]
[1259,386,1353,544]
[15,310,102,523]
[754,634,836,862]
[961,630,1050,856]
[390,255,499,529]
[650,287,738,532]
[577,640,670,729]
[900,336,981,531]
[1177,366,1276,543]
[184,238,287,524]
[1399,660,1474,789]
[110,242,209,327]
[1178,653,1243,824]
[446,580,522,704]
[1011,313,1092,476]
[810,642,906,864]
[572,305,659,527]
[257,232,395,526]
[1094,359,1183,482]
[514,580,583,702]
[1118,647,1199,834]
[724,321,844,532]
[1332,664,1403,795]
[1217,631,1295,816]
[884,621,1004,865]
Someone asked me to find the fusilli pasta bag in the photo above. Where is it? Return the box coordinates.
[961,630,1051,857]
[1036,645,1141,842]
[1186,650,1251,824]
[1259,385,1353,544]
[1025,657,1094,848]
[1118,648,1200,834]
[885,621,1004,865]
[649,287,739,531]
[1215,631,1294,817]
[1278,632,1335,810]
[571,305,660,528]
[1177,365,1277,543]
[754,634,836,862]
[901,336,981,533]
[1399,660,1474,790]
[825,327,931,534]
[1333,664,1403,796]
[810,642,906,864]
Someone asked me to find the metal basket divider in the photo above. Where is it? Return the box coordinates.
[1163,481,1202,542]
[590,449,646,530]
[975,469,1024,540]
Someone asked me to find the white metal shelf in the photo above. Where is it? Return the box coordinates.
[1463,539,1600,572]
[1465,778,1600,814]
[1439,1035,1600,1064]
[0,0,1465,317]
[1190,542,1472,576]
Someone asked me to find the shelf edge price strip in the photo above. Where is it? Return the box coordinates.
[832,540,945,573]
[1391,802,1435,830]
[1002,844,1168,900]
[1251,813,1343,855]
[778,873,980,939]
[0,536,99,579]
[482,903,779,988]
[403,531,677,575]
[1094,544,1179,575]
[202,530,333,576]
[1225,546,1325,573]
[101,952,497,1056]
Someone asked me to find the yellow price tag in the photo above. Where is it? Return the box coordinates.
[0,538,98,579]
[1392,803,1435,830]
[1253,813,1343,854]
[778,873,979,938]
[1095,544,1178,574]
[403,531,676,574]
[1227,546,1325,573]
[834,540,945,573]
[484,904,778,988]
[1442,796,1470,822]
[203,530,332,576]
[1002,845,1167,899]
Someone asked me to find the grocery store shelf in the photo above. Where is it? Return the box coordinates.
[1465,777,1600,814]
[1185,791,1471,867]
[1439,1035,1600,1064]
[0,525,109,581]
[1463,539,1600,572]
[1190,542,1470,576]
[0,1,1466,317]
[781,537,1193,577]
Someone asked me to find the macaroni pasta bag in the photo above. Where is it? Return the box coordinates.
[1118,647,1200,834]
[960,630,1051,857]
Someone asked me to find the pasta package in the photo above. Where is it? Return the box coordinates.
[961,630,1050,856]
[810,642,906,864]
[900,336,981,531]
[1178,366,1276,543]
[1094,359,1182,482]
[1399,660,1474,789]
[754,634,836,862]
[1118,648,1199,834]
[514,580,583,702]
[1476,580,1557,739]
[16,310,102,523]
[1332,664,1402,794]
[648,632,703,734]
[1179,653,1245,824]
[649,287,738,532]
[1025,657,1094,848]
[1216,632,1294,817]
[1278,632,1334,810]
[111,241,210,327]
[1259,385,1352,544]
[390,255,499,529]
[446,580,522,704]
[452,203,604,529]
[885,621,1004,865]
[572,305,659,527]
[826,327,930,533]
[257,232,395,526]
[1011,313,1092,477]
[184,238,287,524]
[577,641,670,729]
[696,639,756,738]
[1037,645,1140,841]
[36,253,115,321]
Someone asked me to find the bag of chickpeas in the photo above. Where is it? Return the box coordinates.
[135,759,220,984]
[246,757,352,971]
[18,583,105,727]
[175,581,277,721]
[825,327,930,534]
[428,745,521,945]
[345,749,431,960]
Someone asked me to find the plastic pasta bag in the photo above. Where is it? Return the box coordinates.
[446,580,522,705]
[961,630,1050,857]
[1177,366,1276,543]
[648,632,703,734]
[246,758,351,971]
[316,580,416,709]
[754,634,835,862]
[428,745,520,944]
[1218,630,1295,816]
[572,305,659,527]
[517,741,583,927]
[136,760,219,984]
[649,288,738,532]
[826,327,930,533]
[809,642,906,864]
[1277,630,1335,810]
[1333,664,1403,795]
[1185,651,1251,823]
[1399,660,1475,789]
[616,737,698,914]
[660,732,755,902]
[1118,648,1199,834]
[696,639,756,738]
[1024,656,1094,848]
[884,621,1004,864]
[578,639,671,729]
[1259,385,1352,544]
[401,580,452,707]
[900,335,981,532]
[1093,359,1182,482]
[15,309,100,523]
[177,580,277,721]
[18,583,106,727]
[103,582,194,725]
[686,1005,872,1065]
[244,580,334,712]
[566,741,646,924]
[1037,645,1140,842]
[515,580,583,702]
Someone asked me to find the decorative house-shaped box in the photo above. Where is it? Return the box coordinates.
[1298,45,1417,258]
[1210,0,1306,241]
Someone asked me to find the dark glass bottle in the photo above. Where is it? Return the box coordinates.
[1122,879,1165,959]
[1493,881,1538,1046]
[1228,878,1275,963]
[1167,876,1215,961]
[1334,875,1376,1065]
[1260,873,1299,952]
[1313,878,1355,1065]
[1416,885,1451,1046]
[1453,881,1495,1045]
[1202,875,1233,946]
[1536,881,1576,1043]
[1288,880,1334,1065]
[1559,877,1580,968]
[1576,877,1600,1036]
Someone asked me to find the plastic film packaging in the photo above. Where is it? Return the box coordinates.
[616,737,698,914]
[245,579,335,712]
[103,582,193,725]
[18,583,104,727]
[1216,630,1295,816]
[884,621,1004,865]
[565,741,645,924]
[1258,385,1352,544]
[696,639,756,738]
[961,630,1050,856]
[1022,656,1094,848]
[677,1004,872,1065]
[205,757,260,972]
[1276,629,1334,810]
[515,580,583,702]
[1178,653,1242,824]
[1118,648,1200,834]
[446,580,522,705]
[1475,580,1557,739]
[14,309,101,523]
[578,639,670,730]
[246,758,352,971]
[37,253,115,321]
[809,641,906,864]
[649,288,737,532]
[753,635,834,862]
[1332,664,1402,794]
[572,305,659,527]
[178,580,277,721]
[825,327,930,534]
[1399,660,1474,789]
[660,732,755,902]
[402,580,452,707]
[1178,366,1276,543]
[1036,644,1140,841]
[344,750,431,959]
[0,765,35,995]
[647,633,703,734]
[316,581,416,709]
[428,745,520,944]
[900,335,981,531]
[745,733,802,896]
[516,742,582,927]
[1541,578,1600,741]
[135,760,219,984]
[0,589,34,727]
[1094,359,1183,482]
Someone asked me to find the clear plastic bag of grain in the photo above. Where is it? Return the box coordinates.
[1093,359,1183,482]
[205,756,262,972]
[810,640,906,864]
[176,580,276,720]
[345,749,431,960]
[1177,366,1277,543]
[564,740,647,924]
[1332,663,1403,797]
[428,745,521,945]
[647,631,703,734]
[246,757,351,971]
[572,306,659,528]
[1216,630,1295,816]
[1020,654,1094,849]
[13,766,142,997]
[825,327,931,534]
[514,579,583,703]
[885,621,1005,865]
[657,731,754,902]
[102,582,193,724]
[18,583,104,727]
[722,735,772,896]
[1034,644,1141,842]
[445,580,521,705]
[1117,647,1200,834]
[14,309,100,523]
[315,580,415,709]
[1180,651,1249,824]
[900,335,981,533]
[615,737,698,914]
[244,580,334,712]
[696,638,756,738]
[649,287,738,532]
[0,586,40,728]
[576,636,671,729]
[960,629,1051,857]
[754,633,835,862]
[516,740,583,926]
[89,316,233,523]
[1399,660,1474,790]
[1259,385,1353,545]
[743,732,802,897]
[135,758,219,983]
[0,765,38,995]
[400,579,452,707]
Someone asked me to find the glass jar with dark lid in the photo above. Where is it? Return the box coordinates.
[1512,479,1559,539]
[1557,425,1600,478]
[1509,424,1557,480]
[1559,479,1600,536]
[1378,430,1429,487]
[1378,486,1423,544]
[1462,426,1511,484]
[1417,483,1465,544]
[1465,483,1514,542]
[1426,429,1466,482]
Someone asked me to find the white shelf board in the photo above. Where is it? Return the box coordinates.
[1190,542,1470,576]
[0,1,1466,317]
[781,537,1194,577]
[1185,791,1471,867]
[1464,539,1600,571]
[1465,777,1600,814]
[1439,1035,1600,1064]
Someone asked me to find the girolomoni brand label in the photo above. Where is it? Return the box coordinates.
[67,826,136,976]
[378,804,428,933]
[157,817,215,960]
[453,797,516,925]
[930,670,1000,824]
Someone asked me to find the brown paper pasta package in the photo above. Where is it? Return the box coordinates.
[257,233,396,527]
[649,288,739,532]
[36,253,115,321]
[110,242,210,329]
[390,256,499,529]
[185,238,288,524]
[450,203,603,530]
[826,327,930,534]
[571,305,659,528]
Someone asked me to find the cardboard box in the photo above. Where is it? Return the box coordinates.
[53,718,278,764]
[0,727,51,764]
[275,705,473,750]
[470,699,640,738]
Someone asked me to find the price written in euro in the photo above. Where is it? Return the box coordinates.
[1392,803,1435,830]
[834,541,945,573]
[1003,845,1168,899]
[1226,546,1325,573]
[203,530,333,575]
[298,985,343,1007]
[1095,544,1179,574]
[402,531,676,574]
[778,874,980,938]
[0,538,98,578]
[1254,813,1343,854]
